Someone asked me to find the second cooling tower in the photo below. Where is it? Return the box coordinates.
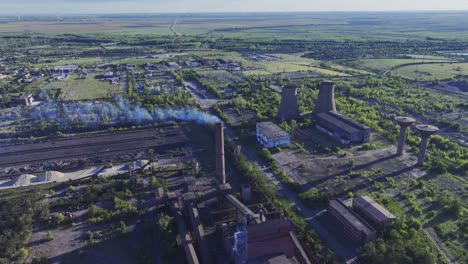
[315,81,337,113]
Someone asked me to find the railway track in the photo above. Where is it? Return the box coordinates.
[0,127,189,168]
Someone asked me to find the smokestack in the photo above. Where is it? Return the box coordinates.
[277,85,300,121]
[395,116,415,156]
[215,122,226,185]
[415,124,439,166]
[315,81,337,113]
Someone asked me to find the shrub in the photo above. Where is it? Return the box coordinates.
[46,232,54,241]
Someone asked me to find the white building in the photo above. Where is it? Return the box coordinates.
[52,65,78,73]
[256,122,290,149]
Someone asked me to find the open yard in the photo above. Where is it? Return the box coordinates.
[195,70,244,89]
[349,58,454,73]
[39,73,123,101]
[391,62,468,81]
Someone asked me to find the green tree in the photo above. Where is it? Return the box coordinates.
[46,231,54,241]
[118,221,127,235]
[150,176,158,190]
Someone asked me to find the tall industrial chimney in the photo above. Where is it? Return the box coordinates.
[215,122,226,185]
[277,85,300,121]
[314,81,337,114]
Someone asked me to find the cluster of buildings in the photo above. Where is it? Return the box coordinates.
[52,65,79,74]
[152,123,312,264]
[242,52,279,62]
[328,196,396,245]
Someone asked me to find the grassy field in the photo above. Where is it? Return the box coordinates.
[2,12,468,43]
[39,73,122,101]
[35,57,104,67]
[193,51,349,76]
[195,70,243,89]
[391,62,468,81]
[350,58,454,73]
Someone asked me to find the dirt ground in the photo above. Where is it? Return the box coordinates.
[273,143,426,193]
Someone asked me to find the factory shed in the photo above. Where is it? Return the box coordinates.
[352,196,396,227]
[313,81,370,145]
[256,122,290,149]
[328,199,376,245]
[315,111,370,144]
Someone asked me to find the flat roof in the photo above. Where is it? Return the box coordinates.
[329,199,375,237]
[257,122,289,138]
[353,196,396,223]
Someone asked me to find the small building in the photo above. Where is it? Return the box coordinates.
[352,196,396,227]
[167,62,181,69]
[19,94,34,106]
[103,71,114,78]
[52,65,78,74]
[51,73,68,81]
[256,122,290,149]
[328,199,376,245]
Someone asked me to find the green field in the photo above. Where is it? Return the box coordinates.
[391,63,468,81]
[39,73,122,101]
[35,57,104,67]
[195,70,243,89]
[350,58,454,73]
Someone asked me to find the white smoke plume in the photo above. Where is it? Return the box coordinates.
[31,95,220,129]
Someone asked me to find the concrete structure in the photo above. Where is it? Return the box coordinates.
[52,65,78,73]
[227,218,312,264]
[241,184,252,202]
[183,193,212,264]
[395,116,416,156]
[215,122,226,185]
[277,85,300,121]
[314,81,336,113]
[315,111,370,144]
[415,124,439,165]
[245,219,295,260]
[170,201,200,264]
[19,94,34,106]
[328,199,376,245]
[226,194,263,224]
[313,81,370,144]
[352,196,396,227]
[256,122,290,149]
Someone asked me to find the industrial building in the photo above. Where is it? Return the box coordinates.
[152,122,311,264]
[328,199,376,245]
[227,218,310,263]
[352,196,396,227]
[313,81,370,144]
[52,65,79,73]
[256,122,291,148]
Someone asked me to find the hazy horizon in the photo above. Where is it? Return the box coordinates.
[1,0,468,14]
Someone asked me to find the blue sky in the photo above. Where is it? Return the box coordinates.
[1,0,468,14]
